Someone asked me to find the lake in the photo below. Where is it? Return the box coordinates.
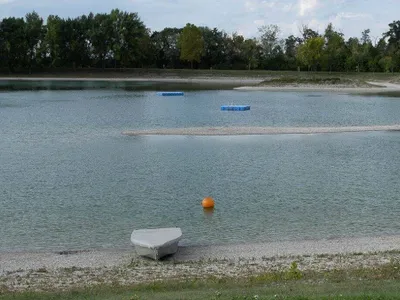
[1,81,400,252]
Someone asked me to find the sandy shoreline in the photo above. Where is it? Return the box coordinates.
[234,86,399,93]
[234,81,400,93]
[1,77,400,93]
[122,125,400,136]
[0,76,263,85]
[2,235,400,292]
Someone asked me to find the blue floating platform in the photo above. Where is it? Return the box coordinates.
[157,92,184,96]
[221,105,250,111]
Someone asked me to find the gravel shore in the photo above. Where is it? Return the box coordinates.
[122,125,400,136]
[234,81,400,92]
[234,86,396,93]
[2,235,400,292]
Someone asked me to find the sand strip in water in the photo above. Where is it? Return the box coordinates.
[122,125,400,136]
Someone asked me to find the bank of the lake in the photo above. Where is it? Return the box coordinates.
[1,236,400,293]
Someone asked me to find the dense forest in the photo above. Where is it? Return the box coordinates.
[0,9,399,73]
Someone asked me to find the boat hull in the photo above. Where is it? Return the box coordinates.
[134,241,179,260]
[131,227,182,260]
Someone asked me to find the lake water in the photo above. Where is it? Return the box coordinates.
[1,82,400,252]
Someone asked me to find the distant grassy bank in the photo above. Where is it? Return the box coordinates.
[0,68,399,82]
[1,261,400,300]
[257,76,377,88]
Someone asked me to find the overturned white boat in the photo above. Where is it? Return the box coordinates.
[130,227,182,260]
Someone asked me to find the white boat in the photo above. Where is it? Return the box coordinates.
[130,227,182,260]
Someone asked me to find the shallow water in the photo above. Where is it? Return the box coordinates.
[1,87,400,251]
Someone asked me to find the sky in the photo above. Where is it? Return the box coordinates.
[0,0,398,40]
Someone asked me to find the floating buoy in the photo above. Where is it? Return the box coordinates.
[156,92,184,96]
[221,105,250,111]
[202,197,215,209]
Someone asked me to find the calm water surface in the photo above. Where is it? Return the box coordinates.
[1,85,400,251]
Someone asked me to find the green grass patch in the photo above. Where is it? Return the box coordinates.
[258,76,360,86]
[1,68,400,81]
[2,279,400,300]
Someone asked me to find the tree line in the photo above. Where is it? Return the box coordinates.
[0,9,399,73]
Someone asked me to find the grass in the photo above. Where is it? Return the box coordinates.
[258,76,357,86]
[3,281,400,300]
[0,68,400,81]
[1,261,400,300]
[256,75,398,87]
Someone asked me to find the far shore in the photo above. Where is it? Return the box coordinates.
[1,235,400,292]
[0,76,263,85]
[1,77,400,93]
[234,85,400,93]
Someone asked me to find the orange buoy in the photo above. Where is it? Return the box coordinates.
[202,197,215,209]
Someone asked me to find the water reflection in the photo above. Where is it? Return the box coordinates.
[203,208,215,220]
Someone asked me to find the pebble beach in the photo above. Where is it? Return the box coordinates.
[2,235,400,292]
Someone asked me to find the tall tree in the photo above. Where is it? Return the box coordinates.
[345,37,362,71]
[152,27,182,68]
[297,36,325,71]
[258,25,280,58]
[25,11,44,73]
[200,27,229,69]
[384,21,400,72]
[178,23,204,68]
[323,23,346,72]
[109,9,147,68]
[300,25,320,41]
[0,17,27,72]
[243,38,260,70]
[89,13,113,68]
[361,29,372,45]
[258,24,285,69]
[285,35,301,69]
[44,15,62,67]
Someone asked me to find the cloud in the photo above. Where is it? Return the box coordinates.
[298,0,318,16]
[254,19,265,26]
[244,0,275,12]
[282,3,294,12]
[337,12,372,20]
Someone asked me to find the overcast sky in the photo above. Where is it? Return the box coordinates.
[0,0,397,40]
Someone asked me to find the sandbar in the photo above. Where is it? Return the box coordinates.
[122,125,400,136]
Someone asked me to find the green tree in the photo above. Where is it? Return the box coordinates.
[0,17,27,72]
[323,23,346,71]
[152,27,182,68]
[178,23,204,68]
[109,9,147,68]
[284,35,301,70]
[384,21,400,72]
[258,25,280,57]
[138,28,156,68]
[345,37,362,71]
[243,38,260,70]
[89,13,113,68]
[227,33,247,69]
[60,16,91,69]
[379,56,394,72]
[43,15,62,67]
[25,11,44,73]
[200,27,229,69]
[300,25,320,41]
[297,36,325,71]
